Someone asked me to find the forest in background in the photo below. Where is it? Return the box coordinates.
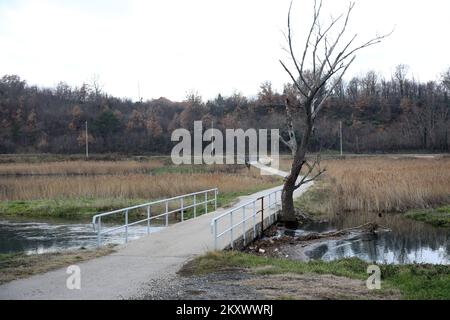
[0,64,449,155]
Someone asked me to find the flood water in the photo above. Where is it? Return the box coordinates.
[289,213,450,265]
[2,212,449,265]
[0,218,165,255]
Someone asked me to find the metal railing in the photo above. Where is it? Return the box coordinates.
[211,189,282,250]
[92,188,218,247]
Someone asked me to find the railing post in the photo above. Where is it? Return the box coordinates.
[253,201,256,240]
[205,192,208,214]
[181,197,184,222]
[214,189,217,210]
[268,193,272,224]
[230,211,234,250]
[214,219,218,251]
[269,193,272,211]
[260,197,264,237]
[125,210,129,244]
[165,201,169,227]
[279,190,282,218]
[243,205,246,246]
[194,194,197,218]
[97,217,102,247]
[147,206,151,234]
[270,191,277,223]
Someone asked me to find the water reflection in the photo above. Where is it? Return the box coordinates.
[0,219,164,255]
[297,213,450,265]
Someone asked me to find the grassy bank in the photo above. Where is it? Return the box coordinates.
[294,182,332,216]
[405,205,450,228]
[0,159,281,218]
[0,198,148,219]
[0,181,281,219]
[0,247,116,285]
[184,251,450,300]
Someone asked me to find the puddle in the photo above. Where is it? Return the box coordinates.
[0,218,165,255]
[287,213,450,265]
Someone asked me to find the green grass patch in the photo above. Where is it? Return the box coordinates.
[183,251,450,300]
[294,181,332,216]
[182,251,367,279]
[405,205,450,228]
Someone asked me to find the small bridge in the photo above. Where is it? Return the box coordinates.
[0,165,312,300]
[92,187,282,251]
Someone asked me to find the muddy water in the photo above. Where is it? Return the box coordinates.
[289,213,450,265]
[0,218,165,255]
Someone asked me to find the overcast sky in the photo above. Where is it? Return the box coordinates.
[1,0,449,101]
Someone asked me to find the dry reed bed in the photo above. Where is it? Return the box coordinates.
[0,171,277,201]
[322,157,450,213]
[0,160,166,176]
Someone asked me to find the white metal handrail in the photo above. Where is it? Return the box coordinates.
[211,189,282,250]
[92,188,218,246]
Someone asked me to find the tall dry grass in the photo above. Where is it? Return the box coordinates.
[322,157,450,213]
[0,160,165,176]
[0,171,277,201]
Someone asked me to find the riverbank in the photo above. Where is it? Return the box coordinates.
[0,159,281,219]
[0,185,278,219]
[295,180,450,229]
[163,251,449,300]
[283,156,450,219]
[0,183,310,299]
[171,168,447,300]
[0,246,115,285]
[405,206,450,228]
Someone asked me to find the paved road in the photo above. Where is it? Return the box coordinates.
[0,167,312,300]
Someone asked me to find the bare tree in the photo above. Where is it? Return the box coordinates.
[279,0,391,224]
[278,84,298,156]
[394,64,409,97]
[90,74,103,99]
[442,68,450,92]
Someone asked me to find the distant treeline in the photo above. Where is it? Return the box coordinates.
[1,65,449,155]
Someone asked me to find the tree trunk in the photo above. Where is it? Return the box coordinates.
[280,157,304,226]
[279,113,312,226]
[281,176,296,222]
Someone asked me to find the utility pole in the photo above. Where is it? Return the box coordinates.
[211,121,214,157]
[339,121,343,156]
[138,81,142,103]
[85,121,89,159]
